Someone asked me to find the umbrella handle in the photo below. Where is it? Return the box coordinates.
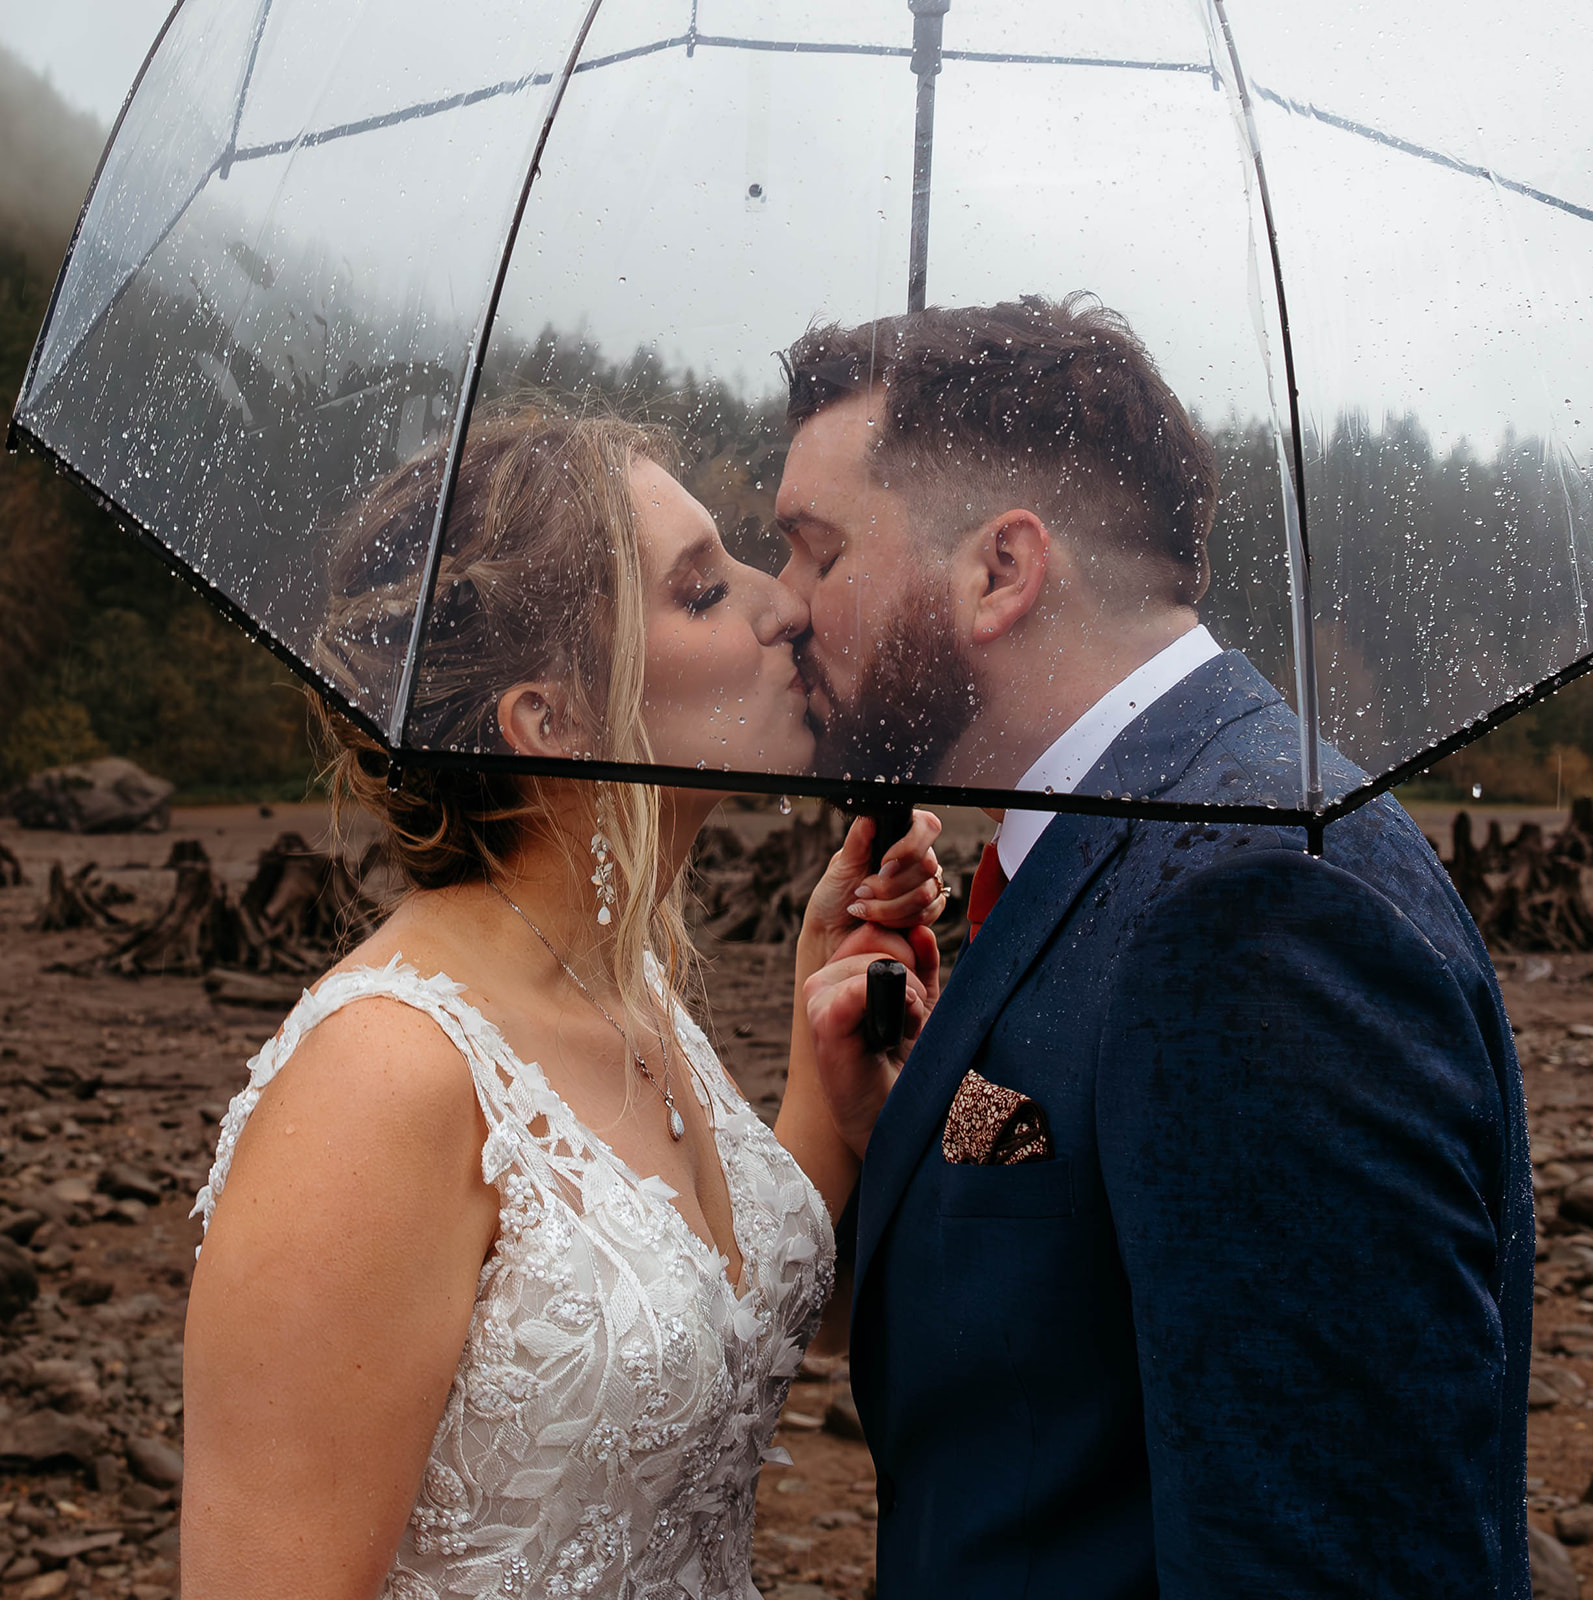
[832,798,915,872]
[862,959,908,1053]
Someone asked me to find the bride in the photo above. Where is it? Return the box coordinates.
[179,407,942,1600]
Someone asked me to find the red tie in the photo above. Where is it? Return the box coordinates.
[966,842,1009,941]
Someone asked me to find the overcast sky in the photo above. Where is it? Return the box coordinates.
[0,0,171,123]
[9,0,1589,459]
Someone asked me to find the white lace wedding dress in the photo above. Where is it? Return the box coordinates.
[192,955,837,1600]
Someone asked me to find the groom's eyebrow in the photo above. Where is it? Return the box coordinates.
[776,512,840,542]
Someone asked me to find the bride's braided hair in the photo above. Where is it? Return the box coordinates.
[311,401,696,1048]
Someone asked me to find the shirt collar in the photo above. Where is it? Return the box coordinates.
[994,624,1222,881]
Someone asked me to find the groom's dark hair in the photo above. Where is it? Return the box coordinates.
[781,293,1218,607]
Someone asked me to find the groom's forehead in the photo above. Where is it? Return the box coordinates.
[776,393,890,522]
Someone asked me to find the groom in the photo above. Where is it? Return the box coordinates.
[776,295,1531,1597]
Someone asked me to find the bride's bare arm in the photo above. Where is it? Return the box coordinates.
[776,812,944,1217]
[181,999,501,1600]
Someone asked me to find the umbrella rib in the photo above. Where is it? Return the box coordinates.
[387,0,609,753]
[1251,86,1593,227]
[1209,0,1323,815]
[218,0,275,180]
[212,34,1592,232]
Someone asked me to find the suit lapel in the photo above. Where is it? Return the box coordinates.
[852,808,1128,1294]
[852,651,1289,1300]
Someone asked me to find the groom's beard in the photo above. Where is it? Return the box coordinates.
[807,578,983,784]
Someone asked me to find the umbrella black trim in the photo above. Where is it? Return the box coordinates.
[1320,648,1593,826]
[18,409,1593,846]
[12,2,1593,849]
[6,415,394,759]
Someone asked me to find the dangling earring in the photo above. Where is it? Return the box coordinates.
[590,792,617,928]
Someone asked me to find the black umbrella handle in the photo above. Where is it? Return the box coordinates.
[832,797,915,872]
[862,959,909,1053]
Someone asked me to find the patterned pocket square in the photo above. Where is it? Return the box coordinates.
[942,1069,1054,1165]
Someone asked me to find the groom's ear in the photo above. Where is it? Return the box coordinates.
[498,682,577,759]
[956,508,1051,648]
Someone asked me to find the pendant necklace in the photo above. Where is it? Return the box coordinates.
[489,881,686,1141]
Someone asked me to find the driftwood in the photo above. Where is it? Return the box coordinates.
[0,839,26,887]
[88,833,382,979]
[691,810,846,943]
[30,861,131,932]
[688,807,979,958]
[1446,800,1593,952]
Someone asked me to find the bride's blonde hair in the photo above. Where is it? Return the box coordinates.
[312,402,696,1048]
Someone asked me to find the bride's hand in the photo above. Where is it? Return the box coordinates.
[799,809,946,968]
[803,923,939,1160]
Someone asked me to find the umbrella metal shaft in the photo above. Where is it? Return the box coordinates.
[908,0,950,312]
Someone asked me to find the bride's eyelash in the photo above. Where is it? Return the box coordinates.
[685,581,730,615]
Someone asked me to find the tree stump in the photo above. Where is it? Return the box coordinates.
[94,831,379,977]
[0,839,24,887]
[1447,807,1593,953]
[31,861,128,932]
[104,858,238,976]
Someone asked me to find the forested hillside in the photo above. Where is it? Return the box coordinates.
[0,47,311,798]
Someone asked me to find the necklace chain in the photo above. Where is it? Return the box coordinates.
[489,881,685,1141]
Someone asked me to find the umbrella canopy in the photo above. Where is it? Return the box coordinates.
[9,0,1592,831]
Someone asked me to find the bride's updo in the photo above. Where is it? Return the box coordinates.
[312,403,695,1036]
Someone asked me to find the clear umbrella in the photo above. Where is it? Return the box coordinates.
[10,0,1591,846]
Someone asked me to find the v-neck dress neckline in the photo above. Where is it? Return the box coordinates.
[192,953,836,1600]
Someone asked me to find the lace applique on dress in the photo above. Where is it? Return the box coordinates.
[193,954,835,1600]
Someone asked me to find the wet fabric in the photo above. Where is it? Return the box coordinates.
[849,653,1532,1597]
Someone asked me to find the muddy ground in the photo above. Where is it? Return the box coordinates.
[0,801,1589,1598]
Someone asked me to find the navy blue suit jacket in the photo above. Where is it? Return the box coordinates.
[851,652,1532,1598]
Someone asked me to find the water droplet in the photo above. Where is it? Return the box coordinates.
[1472,783,1483,799]
[778,796,792,815]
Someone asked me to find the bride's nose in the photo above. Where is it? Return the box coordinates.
[753,572,810,646]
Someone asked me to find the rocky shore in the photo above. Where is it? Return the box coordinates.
[4,803,1593,1599]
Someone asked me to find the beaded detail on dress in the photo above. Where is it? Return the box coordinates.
[192,955,836,1600]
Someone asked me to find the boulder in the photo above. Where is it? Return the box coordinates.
[97,1162,163,1205]
[0,1235,40,1323]
[1563,1177,1593,1229]
[1530,1524,1582,1600]
[126,1435,184,1487]
[4,758,172,834]
[0,1407,109,1468]
[822,1388,866,1442]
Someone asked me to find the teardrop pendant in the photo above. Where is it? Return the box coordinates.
[668,1106,686,1141]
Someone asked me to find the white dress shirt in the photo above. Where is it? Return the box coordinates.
[993,624,1222,880]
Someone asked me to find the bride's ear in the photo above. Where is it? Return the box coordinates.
[498,683,575,759]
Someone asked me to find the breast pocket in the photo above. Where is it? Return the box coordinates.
[937,1156,1074,1218]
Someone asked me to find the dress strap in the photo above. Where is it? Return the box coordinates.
[191,955,551,1244]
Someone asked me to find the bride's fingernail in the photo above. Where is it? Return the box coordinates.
[847,902,869,919]
[852,883,875,900]
[879,858,901,878]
